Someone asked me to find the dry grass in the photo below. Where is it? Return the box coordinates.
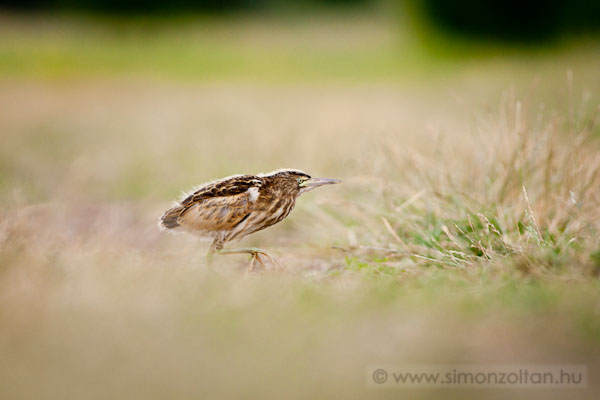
[364,90,600,276]
[1,15,600,400]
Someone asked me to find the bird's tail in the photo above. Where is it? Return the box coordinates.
[159,206,183,230]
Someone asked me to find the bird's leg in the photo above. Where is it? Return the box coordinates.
[216,247,279,272]
[206,239,223,267]
[206,249,214,266]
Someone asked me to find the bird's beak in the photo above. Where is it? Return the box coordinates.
[299,177,341,193]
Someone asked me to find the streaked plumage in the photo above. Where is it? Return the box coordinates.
[160,169,340,268]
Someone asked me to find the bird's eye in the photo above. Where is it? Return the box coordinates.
[297,178,303,184]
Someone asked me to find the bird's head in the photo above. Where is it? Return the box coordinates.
[260,169,341,197]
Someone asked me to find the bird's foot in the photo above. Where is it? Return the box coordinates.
[216,247,282,272]
[245,248,282,273]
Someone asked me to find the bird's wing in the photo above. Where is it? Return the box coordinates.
[163,175,260,232]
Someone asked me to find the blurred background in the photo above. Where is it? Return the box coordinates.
[1,1,600,399]
[0,0,599,83]
[1,0,599,201]
[2,0,600,39]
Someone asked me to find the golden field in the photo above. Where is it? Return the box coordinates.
[1,13,600,399]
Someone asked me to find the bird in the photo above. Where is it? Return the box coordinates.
[159,169,340,270]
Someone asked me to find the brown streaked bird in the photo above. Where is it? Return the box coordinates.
[160,169,340,270]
